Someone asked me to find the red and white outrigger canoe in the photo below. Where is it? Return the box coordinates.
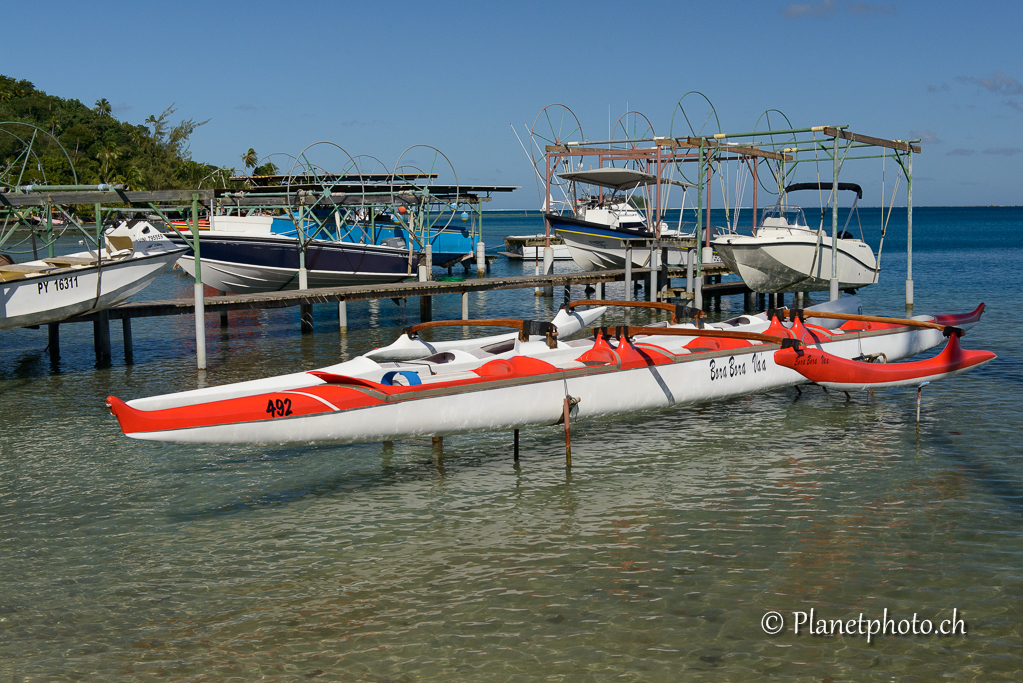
[107,300,992,445]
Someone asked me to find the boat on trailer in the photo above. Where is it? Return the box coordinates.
[1,220,185,330]
[106,298,991,445]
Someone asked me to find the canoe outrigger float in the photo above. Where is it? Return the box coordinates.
[106,301,993,445]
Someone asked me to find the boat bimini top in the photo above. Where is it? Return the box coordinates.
[759,182,865,233]
[557,168,694,192]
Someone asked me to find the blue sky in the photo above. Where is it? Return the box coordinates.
[3,0,1021,208]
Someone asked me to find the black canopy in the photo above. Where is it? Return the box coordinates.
[784,182,862,199]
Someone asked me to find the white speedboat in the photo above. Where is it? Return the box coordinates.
[501,235,573,261]
[0,221,185,330]
[712,183,878,293]
[546,168,695,271]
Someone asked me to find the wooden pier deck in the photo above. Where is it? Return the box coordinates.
[64,263,738,322]
[51,262,752,364]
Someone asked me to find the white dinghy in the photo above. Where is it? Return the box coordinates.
[0,220,185,330]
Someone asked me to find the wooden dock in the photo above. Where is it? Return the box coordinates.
[53,262,750,364]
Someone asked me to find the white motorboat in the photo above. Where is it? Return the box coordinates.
[712,183,878,293]
[546,168,695,271]
[103,296,996,446]
[501,235,573,261]
[0,220,185,330]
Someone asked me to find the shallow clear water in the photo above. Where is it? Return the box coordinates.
[1,208,1020,681]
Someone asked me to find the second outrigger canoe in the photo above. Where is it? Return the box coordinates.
[106,301,992,445]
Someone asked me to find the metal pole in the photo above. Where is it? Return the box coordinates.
[906,150,914,313]
[648,241,656,302]
[563,397,572,468]
[543,154,554,296]
[704,162,712,261]
[694,146,704,311]
[45,203,54,258]
[191,193,206,370]
[830,135,840,301]
[297,200,308,290]
[625,244,633,302]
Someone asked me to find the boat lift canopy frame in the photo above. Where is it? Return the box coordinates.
[540,122,921,310]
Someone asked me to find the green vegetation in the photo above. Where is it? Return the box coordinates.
[0,74,234,190]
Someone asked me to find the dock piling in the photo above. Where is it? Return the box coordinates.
[542,246,554,297]
[94,310,111,363]
[218,291,228,328]
[461,291,469,320]
[338,299,347,333]
[300,304,314,334]
[47,323,59,360]
[122,318,133,364]
[624,247,633,302]
[513,428,519,461]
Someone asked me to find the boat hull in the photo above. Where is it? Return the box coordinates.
[172,234,417,294]
[775,332,996,391]
[109,316,963,445]
[0,249,184,330]
[713,233,877,293]
[548,214,689,271]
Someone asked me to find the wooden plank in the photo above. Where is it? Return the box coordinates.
[823,127,921,154]
[685,137,791,161]
[60,264,734,323]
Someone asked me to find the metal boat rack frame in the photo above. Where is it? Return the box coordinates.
[541,125,921,312]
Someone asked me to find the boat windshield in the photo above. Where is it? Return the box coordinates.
[760,205,809,229]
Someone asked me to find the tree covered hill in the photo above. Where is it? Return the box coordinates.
[0,75,227,190]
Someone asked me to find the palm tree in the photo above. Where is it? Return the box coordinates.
[241,148,258,175]
[94,98,112,116]
[100,146,120,181]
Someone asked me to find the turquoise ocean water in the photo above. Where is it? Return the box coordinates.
[0,207,1020,680]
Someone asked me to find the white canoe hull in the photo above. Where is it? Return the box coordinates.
[122,320,950,445]
[0,249,183,330]
[713,233,877,293]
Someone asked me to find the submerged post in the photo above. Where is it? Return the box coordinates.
[338,299,347,333]
[190,193,207,370]
[47,322,59,360]
[906,150,914,314]
[461,291,469,320]
[122,317,133,364]
[563,397,572,468]
[218,291,228,328]
[513,428,519,461]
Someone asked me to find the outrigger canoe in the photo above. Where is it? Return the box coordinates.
[106,300,991,445]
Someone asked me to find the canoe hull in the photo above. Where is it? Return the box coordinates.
[109,319,959,445]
